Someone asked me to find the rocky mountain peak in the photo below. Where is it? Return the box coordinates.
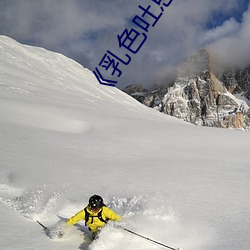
[177,49,210,78]
[123,49,250,130]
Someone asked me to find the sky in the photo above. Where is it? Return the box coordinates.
[0,0,249,88]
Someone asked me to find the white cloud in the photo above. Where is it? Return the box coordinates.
[0,0,249,88]
[209,4,250,68]
[200,18,240,45]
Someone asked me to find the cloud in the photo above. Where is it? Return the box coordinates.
[209,3,250,69]
[0,0,249,88]
[200,18,240,45]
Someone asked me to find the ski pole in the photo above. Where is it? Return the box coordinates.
[122,227,180,250]
[37,220,48,231]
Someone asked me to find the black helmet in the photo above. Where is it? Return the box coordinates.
[89,195,104,210]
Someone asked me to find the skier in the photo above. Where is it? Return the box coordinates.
[66,194,121,239]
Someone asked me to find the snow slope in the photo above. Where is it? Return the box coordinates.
[0,35,250,250]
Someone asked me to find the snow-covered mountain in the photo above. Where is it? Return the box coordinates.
[0,36,250,250]
[124,49,250,130]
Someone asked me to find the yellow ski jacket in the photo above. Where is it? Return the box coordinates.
[67,206,121,233]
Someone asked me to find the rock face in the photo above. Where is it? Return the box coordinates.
[123,84,148,103]
[217,66,250,100]
[123,49,250,130]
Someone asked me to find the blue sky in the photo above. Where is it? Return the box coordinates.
[0,0,249,88]
[206,0,249,29]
